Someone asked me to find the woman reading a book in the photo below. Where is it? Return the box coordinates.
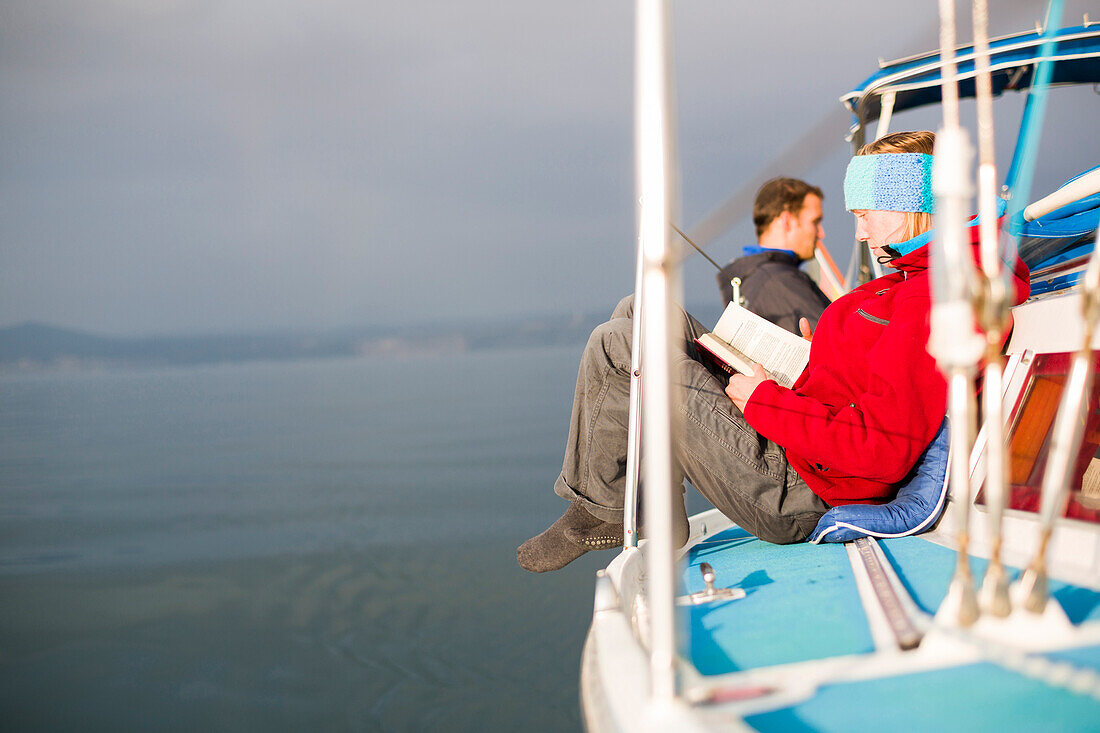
[518,130,1030,573]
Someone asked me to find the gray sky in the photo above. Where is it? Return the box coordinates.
[2,1,1096,335]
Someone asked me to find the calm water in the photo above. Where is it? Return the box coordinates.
[0,345,621,731]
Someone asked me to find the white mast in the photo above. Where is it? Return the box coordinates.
[634,0,682,705]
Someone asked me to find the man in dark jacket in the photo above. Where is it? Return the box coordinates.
[717,178,831,334]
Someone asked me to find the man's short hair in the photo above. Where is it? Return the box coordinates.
[753,177,824,238]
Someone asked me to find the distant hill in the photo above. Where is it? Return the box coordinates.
[0,300,723,371]
[0,322,118,362]
[0,322,348,368]
[0,313,603,371]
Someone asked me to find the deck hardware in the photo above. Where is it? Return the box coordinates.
[676,562,746,605]
[854,538,923,650]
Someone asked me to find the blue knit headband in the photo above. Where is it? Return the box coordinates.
[843,153,935,213]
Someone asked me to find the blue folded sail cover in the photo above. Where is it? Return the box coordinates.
[1012,165,1100,239]
[1014,166,1100,272]
[809,418,950,544]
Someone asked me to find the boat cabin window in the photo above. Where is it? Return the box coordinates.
[982,352,1100,523]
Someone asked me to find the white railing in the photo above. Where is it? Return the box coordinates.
[632,0,682,704]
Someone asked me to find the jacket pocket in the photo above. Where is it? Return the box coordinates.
[856,308,889,325]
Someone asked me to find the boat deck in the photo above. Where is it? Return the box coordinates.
[743,649,1100,731]
[682,528,1100,676]
[676,525,1100,730]
[681,528,873,674]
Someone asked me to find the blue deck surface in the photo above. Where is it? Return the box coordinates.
[680,527,874,675]
[744,651,1100,732]
[682,530,1100,678]
[878,536,1100,624]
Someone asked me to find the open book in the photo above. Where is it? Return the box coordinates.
[694,303,810,389]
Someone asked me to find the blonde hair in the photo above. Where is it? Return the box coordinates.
[856,131,935,241]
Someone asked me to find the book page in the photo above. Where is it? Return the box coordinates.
[710,303,810,388]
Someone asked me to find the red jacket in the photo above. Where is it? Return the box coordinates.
[743,229,1030,506]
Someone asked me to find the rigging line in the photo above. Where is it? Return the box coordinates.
[670,222,724,272]
[973,0,1012,620]
[934,0,982,628]
[1002,0,1066,259]
[683,106,850,252]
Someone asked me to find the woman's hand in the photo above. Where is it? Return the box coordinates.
[799,317,814,341]
[725,363,768,412]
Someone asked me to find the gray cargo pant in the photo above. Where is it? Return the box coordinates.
[553,296,828,544]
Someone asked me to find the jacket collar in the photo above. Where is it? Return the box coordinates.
[742,245,799,261]
[888,214,986,274]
